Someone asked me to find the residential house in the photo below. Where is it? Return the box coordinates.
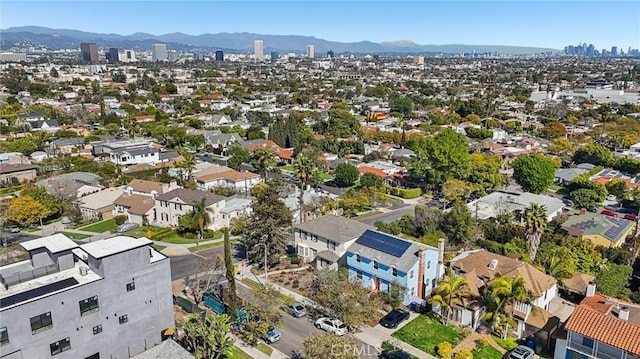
[113,194,157,225]
[92,138,160,166]
[294,215,373,270]
[36,172,103,199]
[124,179,180,198]
[0,234,174,359]
[154,188,226,230]
[195,166,262,193]
[468,191,565,223]
[239,139,282,153]
[27,118,60,132]
[76,186,124,220]
[201,130,243,154]
[203,114,232,127]
[0,164,38,184]
[555,167,589,185]
[560,213,636,248]
[449,250,559,338]
[591,169,639,189]
[555,283,640,359]
[49,138,87,156]
[346,230,441,305]
[218,195,254,229]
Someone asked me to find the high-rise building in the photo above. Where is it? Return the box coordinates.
[306,45,315,58]
[167,50,179,62]
[611,46,618,57]
[152,44,167,62]
[270,51,279,62]
[254,40,264,60]
[80,43,99,63]
[107,48,119,63]
[215,50,224,61]
[327,50,334,59]
[413,56,425,65]
[0,234,174,359]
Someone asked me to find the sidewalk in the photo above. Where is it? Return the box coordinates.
[233,338,289,359]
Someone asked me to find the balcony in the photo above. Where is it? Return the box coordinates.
[567,341,622,359]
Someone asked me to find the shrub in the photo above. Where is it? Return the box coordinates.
[437,341,453,359]
[114,215,128,225]
[290,257,302,265]
[461,327,473,338]
[476,337,491,347]
[183,232,196,240]
[454,349,473,359]
[292,279,300,288]
[284,281,290,286]
[399,187,423,199]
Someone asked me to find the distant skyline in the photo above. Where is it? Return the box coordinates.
[1,1,638,50]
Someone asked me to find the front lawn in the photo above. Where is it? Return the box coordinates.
[151,244,167,252]
[492,336,518,351]
[473,344,503,359]
[58,231,90,240]
[256,343,273,356]
[188,242,225,252]
[391,315,464,356]
[229,346,253,359]
[79,219,116,233]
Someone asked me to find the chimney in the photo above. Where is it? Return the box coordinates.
[436,238,445,279]
[417,248,425,299]
[619,307,629,321]
[586,281,596,297]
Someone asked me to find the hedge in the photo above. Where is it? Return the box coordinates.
[391,187,423,199]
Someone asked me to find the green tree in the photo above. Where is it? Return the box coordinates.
[572,144,613,166]
[595,264,632,300]
[464,127,493,140]
[429,271,469,325]
[303,333,361,359]
[541,121,567,139]
[334,163,360,187]
[605,179,627,199]
[180,313,235,359]
[294,155,318,222]
[5,195,48,225]
[227,145,251,171]
[512,154,555,194]
[251,149,276,180]
[389,97,414,119]
[21,185,63,219]
[524,203,547,262]
[442,179,475,202]
[192,198,212,239]
[439,200,473,245]
[408,128,471,187]
[223,230,239,321]
[239,285,283,346]
[466,153,507,195]
[310,268,381,330]
[360,172,384,188]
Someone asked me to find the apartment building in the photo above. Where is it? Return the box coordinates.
[0,234,174,359]
[556,283,640,359]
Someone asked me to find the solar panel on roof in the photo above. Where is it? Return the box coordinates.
[355,230,411,258]
[0,277,79,309]
[600,170,610,176]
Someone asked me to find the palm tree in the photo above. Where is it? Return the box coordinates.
[191,198,212,240]
[294,155,316,223]
[481,275,530,338]
[181,313,234,359]
[180,152,197,181]
[251,149,275,180]
[428,271,469,325]
[524,203,547,262]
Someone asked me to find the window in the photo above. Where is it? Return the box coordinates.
[30,312,53,334]
[409,270,414,279]
[411,287,415,296]
[92,325,102,335]
[50,338,71,356]
[311,235,318,242]
[327,241,336,250]
[0,327,8,346]
[79,296,99,316]
[373,261,379,270]
[356,271,363,280]
[355,254,361,263]
[427,260,431,269]
[119,315,128,324]
[126,280,135,292]
[392,268,398,277]
[582,337,594,349]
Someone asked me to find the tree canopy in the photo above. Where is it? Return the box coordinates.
[512,154,555,194]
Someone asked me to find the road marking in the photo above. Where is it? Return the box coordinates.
[192,252,207,259]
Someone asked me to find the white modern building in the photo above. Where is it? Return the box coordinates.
[306,45,315,59]
[152,44,167,62]
[0,234,174,359]
[254,40,264,60]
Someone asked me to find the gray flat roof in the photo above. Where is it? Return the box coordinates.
[81,236,152,259]
[21,234,78,253]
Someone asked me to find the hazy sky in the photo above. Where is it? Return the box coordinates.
[2,1,639,50]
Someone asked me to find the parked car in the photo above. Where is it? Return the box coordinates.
[601,209,619,218]
[2,225,20,233]
[314,317,348,336]
[379,349,412,359]
[115,222,140,233]
[624,213,638,222]
[287,303,307,318]
[261,325,281,344]
[606,194,617,201]
[379,308,410,329]
[509,346,535,359]
[587,206,598,213]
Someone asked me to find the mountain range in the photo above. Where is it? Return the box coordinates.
[0,26,559,55]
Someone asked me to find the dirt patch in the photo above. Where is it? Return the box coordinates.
[272,268,316,297]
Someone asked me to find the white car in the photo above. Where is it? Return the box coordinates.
[314,317,348,336]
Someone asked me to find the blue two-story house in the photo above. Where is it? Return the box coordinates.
[346,229,441,305]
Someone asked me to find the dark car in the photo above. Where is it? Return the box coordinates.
[379,349,412,359]
[587,206,598,213]
[379,308,410,329]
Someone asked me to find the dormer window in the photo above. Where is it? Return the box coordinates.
[355,254,361,263]
[392,268,398,277]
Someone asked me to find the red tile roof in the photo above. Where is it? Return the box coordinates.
[564,293,640,355]
[358,166,387,178]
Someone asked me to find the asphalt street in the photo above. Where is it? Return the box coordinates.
[0,230,41,246]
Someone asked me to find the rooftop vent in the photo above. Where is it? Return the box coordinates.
[619,307,629,321]
[79,266,89,276]
[488,259,499,271]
